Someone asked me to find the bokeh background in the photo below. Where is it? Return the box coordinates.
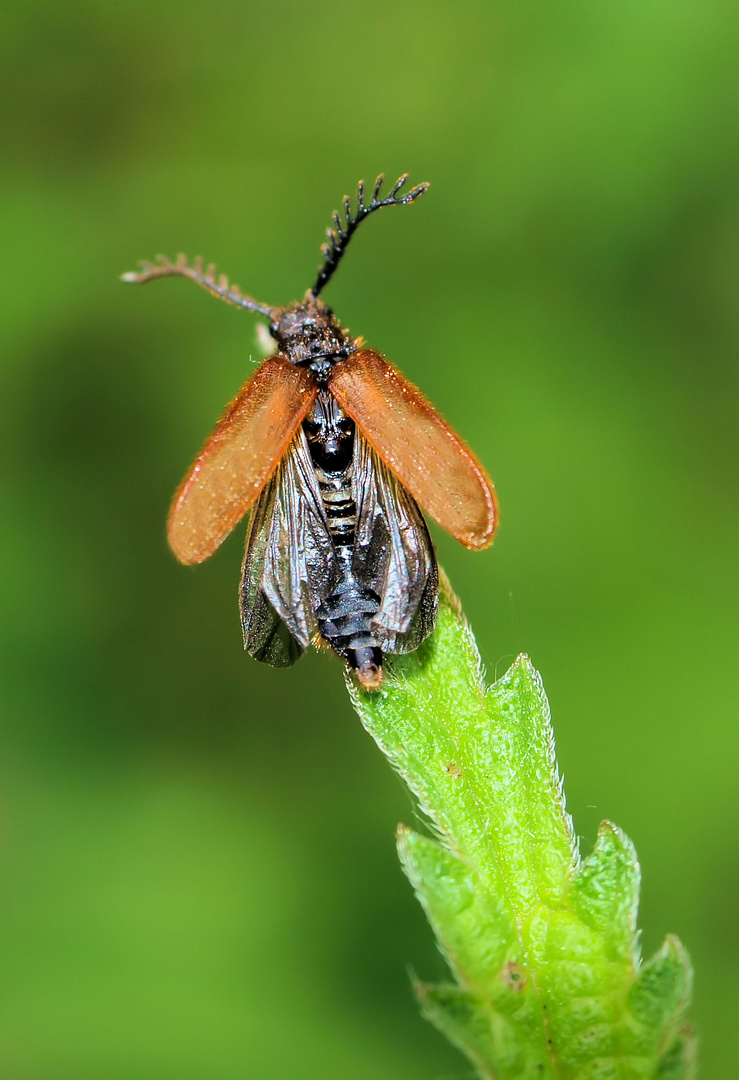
[1,1,737,1076]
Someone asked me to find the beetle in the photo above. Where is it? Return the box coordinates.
[123,174,497,690]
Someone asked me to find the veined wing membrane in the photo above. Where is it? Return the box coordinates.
[168,355,317,564]
[352,432,438,653]
[240,427,336,664]
[329,349,497,549]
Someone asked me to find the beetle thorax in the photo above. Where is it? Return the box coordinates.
[271,297,353,381]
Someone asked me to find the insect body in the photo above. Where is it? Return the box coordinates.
[123,175,497,689]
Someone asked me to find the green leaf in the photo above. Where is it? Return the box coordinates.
[347,575,696,1080]
[569,822,640,965]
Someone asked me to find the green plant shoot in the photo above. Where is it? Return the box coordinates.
[348,575,696,1080]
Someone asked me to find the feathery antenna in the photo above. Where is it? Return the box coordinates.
[311,174,429,298]
[121,254,276,318]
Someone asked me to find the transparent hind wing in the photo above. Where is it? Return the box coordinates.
[240,428,336,666]
[240,475,302,667]
[352,432,438,655]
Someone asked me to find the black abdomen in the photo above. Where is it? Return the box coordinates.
[304,393,384,687]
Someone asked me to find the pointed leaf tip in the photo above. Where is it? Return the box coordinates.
[629,934,693,1032]
[491,651,542,698]
[571,820,640,962]
[415,983,498,1078]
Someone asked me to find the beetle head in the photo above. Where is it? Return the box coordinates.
[270,296,351,379]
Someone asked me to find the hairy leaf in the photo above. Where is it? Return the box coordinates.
[348,576,695,1080]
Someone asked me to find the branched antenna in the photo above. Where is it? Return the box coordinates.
[120,254,276,318]
[311,173,430,297]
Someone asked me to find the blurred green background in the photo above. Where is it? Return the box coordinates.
[0,1,737,1076]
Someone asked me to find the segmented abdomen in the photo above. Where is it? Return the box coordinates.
[304,399,384,686]
[314,462,357,540]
